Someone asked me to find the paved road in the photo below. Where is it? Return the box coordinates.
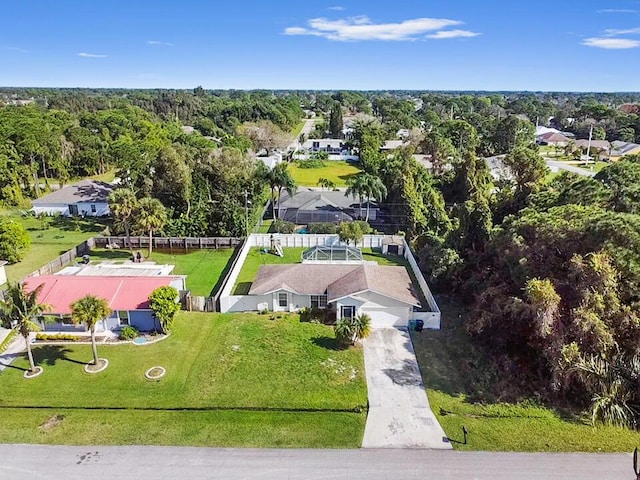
[546,159,596,177]
[0,332,24,373]
[362,329,450,449]
[0,445,633,479]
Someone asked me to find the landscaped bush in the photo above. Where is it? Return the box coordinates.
[299,307,334,325]
[119,326,139,340]
[35,333,81,342]
[296,158,326,169]
[307,223,338,234]
[269,219,296,234]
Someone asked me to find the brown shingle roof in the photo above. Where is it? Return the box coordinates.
[248,264,420,306]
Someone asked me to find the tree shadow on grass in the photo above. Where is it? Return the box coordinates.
[31,345,89,366]
[311,336,348,351]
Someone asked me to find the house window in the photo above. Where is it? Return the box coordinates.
[341,306,355,321]
[91,204,97,213]
[118,311,129,326]
[311,295,327,309]
[278,292,288,308]
[61,315,74,326]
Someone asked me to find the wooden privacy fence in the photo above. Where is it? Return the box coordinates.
[93,236,242,251]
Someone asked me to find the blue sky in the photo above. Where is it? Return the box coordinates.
[2,0,640,91]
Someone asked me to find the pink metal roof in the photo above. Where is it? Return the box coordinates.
[23,275,177,314]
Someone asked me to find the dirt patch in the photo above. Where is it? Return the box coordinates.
[40,414,65,431]
[84,358,109,374]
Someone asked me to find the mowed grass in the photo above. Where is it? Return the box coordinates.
[0,409,365,448]
[90,247,236,296]
[0,211,108,283]
[412,294,640,452]
[289,161,361,187]
[0,312,366,447]
[232,247,408,295]
[0,312,367,411]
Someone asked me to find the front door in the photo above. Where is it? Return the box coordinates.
[341,305,355,320]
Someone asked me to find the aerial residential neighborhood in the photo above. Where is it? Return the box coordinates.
[2,1,640,479]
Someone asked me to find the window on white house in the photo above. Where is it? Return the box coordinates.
[310,295,327,309]
[278,292,288,307]
[341,306,355,320]
[91,204,97,213]
[118,311,129,326]
[61,315,74,325]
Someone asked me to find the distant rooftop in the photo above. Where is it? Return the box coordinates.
[32,179,113,205]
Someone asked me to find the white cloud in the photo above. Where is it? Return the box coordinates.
[582,37,640,48]
[147,40,174,46]
[77,52,108,58]
[328,6,344,10]
[6,46,28,53]
[603,27,640,36]
[426,29,480,39]
[597,9,637,13]
[284,16,467,41]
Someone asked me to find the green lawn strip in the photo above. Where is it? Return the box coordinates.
[0,312,367,411]
[429,390,640,452]
[289,161,361,187]
[89,248,235,296]
[1,212,108,283]
[257,219,273,233]
[0,408,365,448]
[411,294,640,452]
[292,120,305,138]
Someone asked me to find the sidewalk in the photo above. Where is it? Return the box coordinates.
[0,332,25,372]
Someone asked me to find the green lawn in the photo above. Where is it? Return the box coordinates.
[289,161,361,187]
[411,294,640,452]
[89,248,236,296]
[233,247,407,295]
[1,211,108,283]
[0,312,366,447]
[257,219,273,233]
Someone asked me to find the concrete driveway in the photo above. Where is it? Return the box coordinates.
[362,328,451,449]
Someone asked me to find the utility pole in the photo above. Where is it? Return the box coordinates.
[244,190,249,238]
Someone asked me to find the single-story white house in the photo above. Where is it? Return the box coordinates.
[31,179,113,217]
[246,263,421,328]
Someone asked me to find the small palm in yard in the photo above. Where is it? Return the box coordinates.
[0,283,50,375]
[335,313,372,346]
[71,295,111,369]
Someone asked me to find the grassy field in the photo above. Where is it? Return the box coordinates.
[289,161,361,187]
[232,247,407,295]
[0,312,366,447]
[412,294,640,452]
[89,248,236,296]
[0,211,108,283]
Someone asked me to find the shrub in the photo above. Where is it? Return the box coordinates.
[308,223,338,234]
[149,286,180,333]
[119,326,139,340]
[0,219,31,263]
[35,333,81,342]
[269,219,296,233]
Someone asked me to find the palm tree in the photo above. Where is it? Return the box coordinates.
[345,175,366,219]
[317,177,336,191]
[0,283,50,374]
[108,188,138,255]
[334,312,372,346]
[360,174,387,222]
[266,162,297,220]
[137,197,167,257]
[70,295,111,367]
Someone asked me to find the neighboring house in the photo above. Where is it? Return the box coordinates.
[302,139,350,155]
[277,190,379,224]
[257,152,282,170]
[537,132,572,147]
[248,263,421,328]
[610,141,640,161]
[31,179,113,217]
[23,274,184,333]
[575,139,611,158]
